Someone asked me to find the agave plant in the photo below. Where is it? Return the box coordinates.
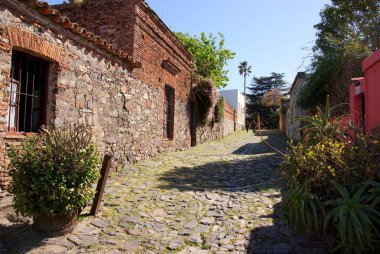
[324,181,380,253]
[282,182,325,234]
[298,96,348,144]
[368,181,380,205]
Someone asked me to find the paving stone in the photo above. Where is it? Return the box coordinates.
[68,234,98,247]
[127,229,146,236]
[153,208,167,217]
[194,225,210,233]
[72,224,101,235]
[123,239,140,250]
[100,238,118,245]
[180,228,192,236]
[184,220,198,229]
[206,210,224,218]
[91,218,112,228]
[188,232,203,244]
[40,245,67,254]
[168,238,184,250]
[205,192,220,201]
[200,217,215,225]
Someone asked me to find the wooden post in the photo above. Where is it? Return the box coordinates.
[258,113,261,130]
[91,154,113,216]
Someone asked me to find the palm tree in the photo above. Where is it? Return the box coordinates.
[238,61,252,95]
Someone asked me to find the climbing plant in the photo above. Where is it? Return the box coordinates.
[214,97,224,123]
[190,79,219,126]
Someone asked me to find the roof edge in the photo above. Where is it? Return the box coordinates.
[138,0,194,62]
[17,0,141,68]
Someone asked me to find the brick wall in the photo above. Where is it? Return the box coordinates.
[56,0,193,149]
[55,0,193,101]
[223,100,236,136]
[0,0,192,190]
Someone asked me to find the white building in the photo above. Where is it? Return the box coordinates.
[219,89,246,130]
[286,72,309,140]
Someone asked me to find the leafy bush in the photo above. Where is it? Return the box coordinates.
[282,182,325,234]
[190,79,219,126]
[280,99,380,253]
[8,125,100,217]
[214,97,224,123]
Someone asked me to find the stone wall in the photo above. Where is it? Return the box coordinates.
[0,0,191,189]
[223,118,235,136]
[193,99,236,145]
[286,73,308,140]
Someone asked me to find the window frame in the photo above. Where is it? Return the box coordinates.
[8,50,49,134]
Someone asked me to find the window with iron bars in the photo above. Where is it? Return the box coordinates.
[164,85,175,139]
[8,51,49,133]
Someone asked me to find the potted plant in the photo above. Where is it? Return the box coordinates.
[8,125,100,234]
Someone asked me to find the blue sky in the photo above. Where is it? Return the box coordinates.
[48,0,331,90]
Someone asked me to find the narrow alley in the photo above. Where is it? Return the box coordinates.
[1,130,324,253]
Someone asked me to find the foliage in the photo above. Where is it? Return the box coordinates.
[8,125,100,217]
[261,87,282,108]
[175,32,235,88]
[281,102,380,252]
[298,96,347,144]
[190,79,219,126]
[63,0,83,5]
[299,0,379,109]
[282,182,325,234]
[214,97,224,123]
[238,61,252,94]
[324,181,380,253]
[246,72,286,128]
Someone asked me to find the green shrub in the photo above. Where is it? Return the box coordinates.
[8,125,100,217]
[282,182,325,234]
[324,181,380,253]
[280,97,380,253]
[214,97,224,123]
[298,96,346,144]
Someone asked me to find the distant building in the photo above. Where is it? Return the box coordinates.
[286,72,309,140]
[219,89,246,130]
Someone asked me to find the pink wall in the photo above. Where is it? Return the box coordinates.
[350,49,380,133]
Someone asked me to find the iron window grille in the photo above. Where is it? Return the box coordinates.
[164,85,175,139]
[8,51,49,133]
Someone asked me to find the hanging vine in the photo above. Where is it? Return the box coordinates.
[214,97,224,123]
[190,79,219,126]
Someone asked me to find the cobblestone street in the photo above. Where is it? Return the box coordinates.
[0,130,324,254]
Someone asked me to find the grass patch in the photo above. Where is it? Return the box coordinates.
[201,243,211,250]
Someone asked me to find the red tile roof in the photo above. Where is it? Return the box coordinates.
[18,0,141,68]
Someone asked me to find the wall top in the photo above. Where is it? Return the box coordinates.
[15,0,141,68]
[363,48,380,72]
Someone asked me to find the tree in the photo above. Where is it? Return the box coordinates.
[246,73,286,128]
[63,0,83,4]
[238,61,252,95]
[299,0,380,110]
[175,32,235,88]
[261,87,283,108]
